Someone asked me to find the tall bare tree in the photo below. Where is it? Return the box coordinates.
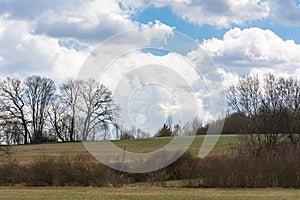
[25,76,55,143]
[79,79,117,141]
[48,95,69,142]
[261,75,300,145]
[59,79,82,141]
[0,77,31,144]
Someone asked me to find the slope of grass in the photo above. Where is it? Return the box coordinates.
[0,187,299,200]
[9,135,238,164]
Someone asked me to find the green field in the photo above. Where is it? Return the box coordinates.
[0,187,299,200]
[9,135,239,164]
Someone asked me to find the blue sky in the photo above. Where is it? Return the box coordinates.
[132,6,229,42]
[133,4,300,44]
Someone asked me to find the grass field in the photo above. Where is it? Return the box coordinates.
[0,187,299,200]
[9,135,239,164]
[2,135,300,199]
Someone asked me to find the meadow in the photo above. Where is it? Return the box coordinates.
[9,135,238,164]
[2,135,300,199]
[0,187,300,200]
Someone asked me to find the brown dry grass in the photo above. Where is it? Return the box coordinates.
[8,135,238,164]
[0,187,299,200]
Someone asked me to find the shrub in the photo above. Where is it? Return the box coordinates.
[199,145,300,188]
[1,146,300,188]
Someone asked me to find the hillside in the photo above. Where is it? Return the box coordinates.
[7,135,238,164]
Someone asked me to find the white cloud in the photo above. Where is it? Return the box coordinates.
[84,42,228,132]
[77,22,175,81]
[34,0,137,41]
[122,0,269,27]
[120,0,300,28]
[201,27,300,75]
[0,0,138,42]
[269,0,300,26]
[172,0,269,27]
[0,16,88,82]
[0,5,175,83]
[101,51,203,132]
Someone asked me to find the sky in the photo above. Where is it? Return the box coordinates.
[1,0,300,133]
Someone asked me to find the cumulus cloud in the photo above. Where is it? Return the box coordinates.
[0,6,174,82]
[84,42,228,132]
[93,50,205,132]
[0,0,178,83]
[201,27,300,75]
[0,0,137,42]
[0,15,88,82]
[34,1,137,41]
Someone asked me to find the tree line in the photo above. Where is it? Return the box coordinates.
[155,73,300,154]
[1,73,299,148]
[226,73,300,154]
[0,76,118,145]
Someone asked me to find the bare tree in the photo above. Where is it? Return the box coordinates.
[226,75,261,118]
[0,76,119,144]
[173,123,181,136]
[191,117,203,135]
[166,116,173,134]
[0,77,31,144]
[25,76,55,143]
[79,79,117,141]
[261,75,300,145]
[226,75,264,154]
[59,79,82,141]
[48,95,69,142]
[226,74,300,154]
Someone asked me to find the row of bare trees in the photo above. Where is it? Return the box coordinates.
[0,76,118,144]
[226,74,300,154]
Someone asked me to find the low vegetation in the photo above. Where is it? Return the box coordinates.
[1,135,300,188]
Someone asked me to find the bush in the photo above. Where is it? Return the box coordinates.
[199,145,300,188]
[0,154,123,187]
[1,146,300,188]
